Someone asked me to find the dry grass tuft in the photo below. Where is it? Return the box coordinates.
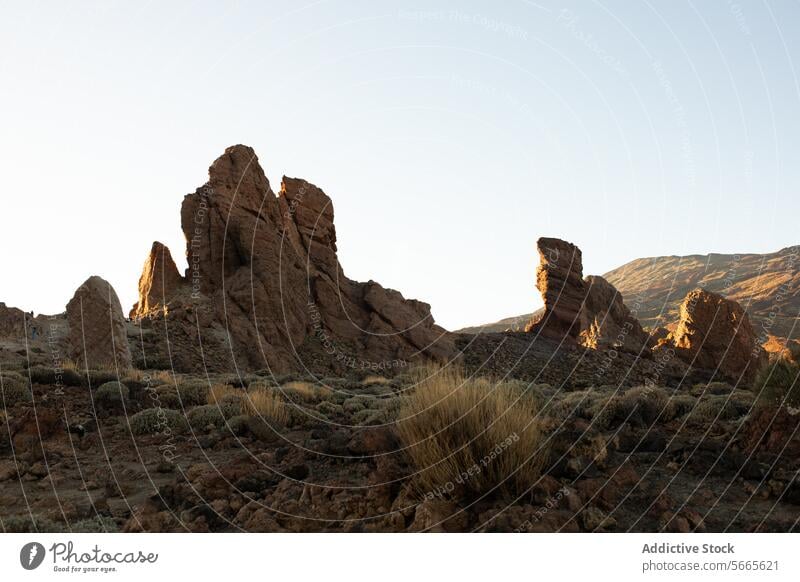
[396,365,545,501]
[362,375,391,386]
[208,383,242,404]
[241,389,290,426]
[281,381,332,403]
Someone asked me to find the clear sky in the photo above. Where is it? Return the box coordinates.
[1,1,798,330]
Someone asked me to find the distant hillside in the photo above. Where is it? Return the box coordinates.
[458,246,800,342]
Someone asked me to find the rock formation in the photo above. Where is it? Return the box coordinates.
[662,288,767,384]
[133,144,454,373]
[525,237,651,353]
[0,302,26,340]
[66,276,132,369]
[580,275,651,352]
[525,238,585,342]
[130,242,185,319]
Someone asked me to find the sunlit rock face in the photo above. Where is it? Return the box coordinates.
[66,275,131,369]
[129,241,185,319]
[662,288,767,384]
[132,144,455,373]
[525,237,650,353]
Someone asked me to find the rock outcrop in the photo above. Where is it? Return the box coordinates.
[525,238,651,353]
[130,242,185,319]
[663,288,767,384]
[580,275,651,352]
[525,238,585,342]
[66,276,132,369]
[0,303,26,340]
[134,145,454,373]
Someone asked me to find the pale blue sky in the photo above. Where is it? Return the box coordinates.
[1,1,798,329]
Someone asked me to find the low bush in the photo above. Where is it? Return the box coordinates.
[186,402,240,431]
[754,359,800,408]
[686,395,741,425]
[94,381,129,407]
[343,395,375,414]
[0,375,32,408]
[129,407,188,436]
[27,366,83,387]
[592,385,675,429]
[155,381,208,408]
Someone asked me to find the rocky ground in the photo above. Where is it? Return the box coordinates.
[2,333,799,533]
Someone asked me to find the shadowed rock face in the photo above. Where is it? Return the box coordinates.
[0,302,26,341]
[580,275,651,353]
[525,238,651,353]
[664,288,767,384]
[135,144,454,373]
[129,242,184,319]
[66,276,131,369]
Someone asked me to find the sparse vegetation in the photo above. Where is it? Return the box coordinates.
[362,375,391,386]
[592,385,675,429]
[240,388,290,426]
[129,407,188,435]
[186,402,240,431]
[27,365,83,387]
[208,383,242,404]
[686,395,741,425]
[280,381,332,403]
[754,359,800,408]
[0,374,32,408]
[396,366,545,500]
[94,381,129,407]
[155,381,208,408]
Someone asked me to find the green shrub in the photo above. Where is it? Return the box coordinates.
[352,408,387,426]
[343,395,375,414]
[755,359,800,408]
[71,515,118,533]
[94,381,129,407]
[155,381,208,408]
[316,401,343,416]
[686,396,741,425]
[593,386,673,429]
[0,375,32,408]
[670,394,698,419]
[186,402,240,431]
[226,414,251,436]
[129,407,188,435]
[2,514,67,533]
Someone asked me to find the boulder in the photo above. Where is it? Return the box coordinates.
[525,237,650,352]
[130,242,185,319]
[135,145,454,373]
[666,288,767,384]
[66,276,132,369]
[0,302,26,340]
